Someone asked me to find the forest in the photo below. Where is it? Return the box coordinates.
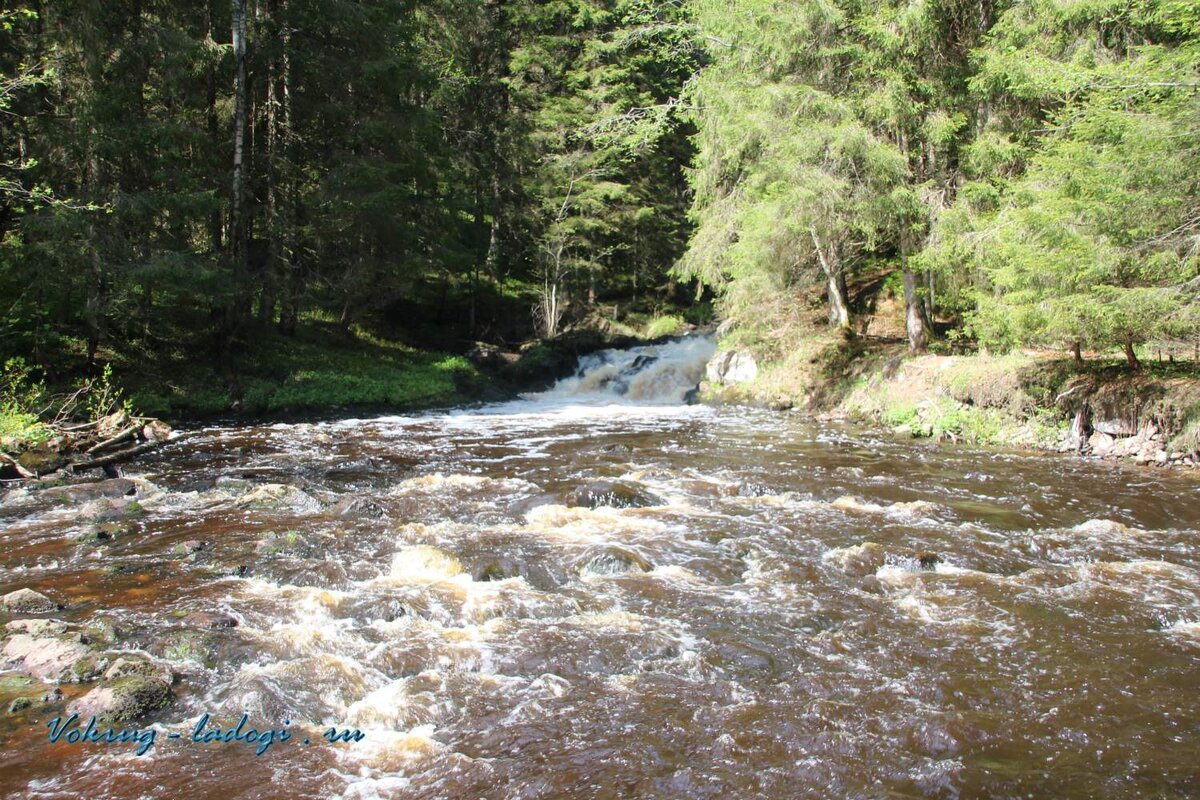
[1,0,1198,421]
[3,3,1200,795]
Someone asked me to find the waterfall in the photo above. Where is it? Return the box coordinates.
[535,335,716,405]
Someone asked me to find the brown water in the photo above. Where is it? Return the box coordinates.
[2,344,1200,798]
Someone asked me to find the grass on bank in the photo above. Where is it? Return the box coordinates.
[124,322,482,419]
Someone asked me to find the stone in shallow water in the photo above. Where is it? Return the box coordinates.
[916,552,941,570]
[68,672,173,726]
[0,588,62,613]
[578,545,652,576]
[5,618,69,637]
[822,542,886,577]
[0,673,56,716]
[1,633,92,682]
[473,556,525,582]
[330,496,386,519]
[234,483,321,513]
[39,478,136,505]
[183,611,238,629]
[566,480,661,509]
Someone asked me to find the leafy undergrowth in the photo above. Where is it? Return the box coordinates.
[125,323,482,419]
[0,407,49,453]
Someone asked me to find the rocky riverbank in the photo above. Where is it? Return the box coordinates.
[700,339,1200,470]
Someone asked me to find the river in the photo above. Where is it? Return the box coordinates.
[2,336,1199,798]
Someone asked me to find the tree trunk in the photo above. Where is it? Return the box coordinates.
[898,229,931,351]
[230,0,248,272]
[1124,334,1141,371]
[827,271,850,329]
[902,268,929,352]
[259,0,280,324]
[277,0,298,336]
[924,268,935,322]
[205,0,223,252]
[811,229,850,329]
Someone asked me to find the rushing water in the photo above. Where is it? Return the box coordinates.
[2,336,1200,798]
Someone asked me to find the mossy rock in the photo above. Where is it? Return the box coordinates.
[153,632,220,668]
[69,676,172,727]
[0,674,55,716]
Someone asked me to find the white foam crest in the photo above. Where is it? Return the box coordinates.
[535,335,716,405]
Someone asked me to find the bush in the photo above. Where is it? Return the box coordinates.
[644,314,686,339]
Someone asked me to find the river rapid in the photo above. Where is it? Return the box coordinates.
[2,336,1200,798]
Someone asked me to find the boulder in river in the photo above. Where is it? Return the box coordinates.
[2,630,95,682]
[822,542,886,577]
[566,480,661,509]
[77,518,140,544]
[330,496,386,519]
[68,657,174,726]
[234,483,321,513]
[5,618,69,637]
[705,350,758,385]
[182,611,238,629]
[0,588,63,614]
[82,496,144,523]
[39,478,136,505]
[578,545,652,576]
[472,556,525,583]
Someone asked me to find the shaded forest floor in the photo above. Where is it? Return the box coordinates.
[121,322,484,420]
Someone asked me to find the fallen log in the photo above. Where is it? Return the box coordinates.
[0,451,36,479]
[70,440,163,472]
[85,424,140,455]
[1,414,175,480]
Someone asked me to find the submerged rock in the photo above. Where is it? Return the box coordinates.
[234,483,321,513]
[822,542,887,576]
[39,478,136,505]
[566,480,661,509]
[578,545,652,576]
[79,518,140,543]
[82,496,144,522]
[175,539,208,556]
[330,496,386,519]
[472,556,525,582]
[916,552,942,570]
[0,674,57,716]
[182,611,238,629]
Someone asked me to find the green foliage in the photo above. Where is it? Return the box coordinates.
[919,0,1200,361]
[882,403,920,429]
[644,314,686,339]
[2,0,1197,412]
[128,325,478,417]
[0,358,50,451]
[678,0,1198,364]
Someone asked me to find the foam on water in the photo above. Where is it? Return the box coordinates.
[536,334,716,405]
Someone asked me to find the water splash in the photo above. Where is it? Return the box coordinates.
[535,335,716,404]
